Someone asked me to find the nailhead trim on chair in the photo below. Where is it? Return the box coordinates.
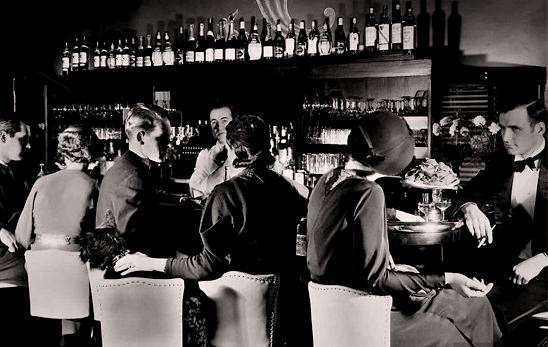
[222,272,281,347]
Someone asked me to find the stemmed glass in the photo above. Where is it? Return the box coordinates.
[435,198,452,221]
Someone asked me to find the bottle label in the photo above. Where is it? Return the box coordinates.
[403,26,415,50]
[335,42,345,54]
[349,33,359,51]
[93,56,100,68]
[79,52,88,64]
[163,51,175,65]
[307,38,318,55]
[248,42,262,60]
[176,50,184,65]
[285,38,295,57]
[195,51,205,62]
[225,48,236,61]
[144,56,152,66]
[214,48,224,61]
[122,54,130,66]
[263,45,273,58]
[296,43,306,56]
[236,48,245,60]
[274,46,284,58]
[129,54,136,67]
[116,54,123,67]
[392,23,402,44]
[108,57,116,69]
[152,51,163,65]
[365,27,377,47]
[379,24,390,50]
[185,51,195,63]
[205,48,214,62]
[318,39,331,55]
[100,56,107,67]
[62,57,70,69]
[136,56,144,67]
[71,53,79,67]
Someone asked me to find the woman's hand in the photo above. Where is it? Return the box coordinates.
[445,272,493,298]
[114,252,167,276]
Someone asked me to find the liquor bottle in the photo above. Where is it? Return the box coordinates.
[237,17,247,61]
[248,16,262,61]
[307,20,320,56]
[175,26,185,65]
[205,18,215,63]
[136,35,145,67]
[129,36,137,67]
[71,37,80,72]
[115,38,124,68]
[296,20,307,57]
[185,24,196,63]
[447,1,461,51]
[417,0,430,49]
[348,17,360,54]
[432,0,446,48]
[62,42,71,75]
[162,31,175,65]
[144,34,153,67]
[100,40,108,68]
[402,1,416,55]
[152,31,163,66]
[214,20,226,62]
[318,18,332,56]
[262,20,274,59]
[391,1,403,52]
[378,5,391,52]
[225,20,237,61]
[107,41,116,69]
[121,37,131,68]
[195,22,206,63]
[91,40,100,69]
[333,17,346,54]
[365,7,378,54]
[273,19,285,59]
[79,35,89,71]
[285,19,296,57]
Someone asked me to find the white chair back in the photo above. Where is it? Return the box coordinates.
[25,249,90,319]
[96,277,185,347]
[199,271,280,347]
[308,281,392,347]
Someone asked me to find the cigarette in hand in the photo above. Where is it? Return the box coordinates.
[477,225,496,248]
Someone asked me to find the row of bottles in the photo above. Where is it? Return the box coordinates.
[306,126,350,145]
[60,0,463,75]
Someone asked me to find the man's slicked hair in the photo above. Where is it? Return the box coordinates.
[124,103,169,139]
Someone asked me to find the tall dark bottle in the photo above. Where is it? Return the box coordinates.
[144,34,153,67]
[136,35,145,67]
[92,41,101,69]
[214,20,226,62]
[152,31,163,66]
[417,0,430,49]
[205,18,216,63]
[175,26,185,65]
[432,0,445,48]
[100,40,109,68]
[79,35,89,71]
[334,17,346,54]
[129,36,137,67]
[285,19,296,57]
[71,37,80,72]
[364,7,378,54]
[195,22,206,63]
[348,17,360,54]
[296,20,308,57]
[185,24,196,63]
[391,1,403,52]
[237,17,247,61]
[447,1,461,51]
[225,20,237,61]
[262,20,274,59]
[273,19,285,59]
[62,42,71,75]
[402,1,416,55]
[162,31,175,65]
[121,37,131,68]
[378,6,391,52]
[115,38,124,68]
[248,16,262,61]
[307,20,320,56]
[318,18,332,56]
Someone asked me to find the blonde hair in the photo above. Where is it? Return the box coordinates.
[57,124,100,164]
[124,103,169,140]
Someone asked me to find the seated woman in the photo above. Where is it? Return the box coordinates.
[113,115,307,345]
[15,124,100,346]
[306,111,502,346]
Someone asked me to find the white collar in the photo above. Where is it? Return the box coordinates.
[514,138,545,161]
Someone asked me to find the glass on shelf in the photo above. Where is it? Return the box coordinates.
[401,96,413,114]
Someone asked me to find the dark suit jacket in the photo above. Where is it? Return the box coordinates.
[96,150,174,258]
[459,146,547,263]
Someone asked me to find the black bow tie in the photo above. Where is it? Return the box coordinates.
[514,152,543,172]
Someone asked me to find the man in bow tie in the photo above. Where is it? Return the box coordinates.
[455,98,547,338]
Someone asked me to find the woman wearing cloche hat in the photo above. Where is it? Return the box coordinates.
[306,111,502,346]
